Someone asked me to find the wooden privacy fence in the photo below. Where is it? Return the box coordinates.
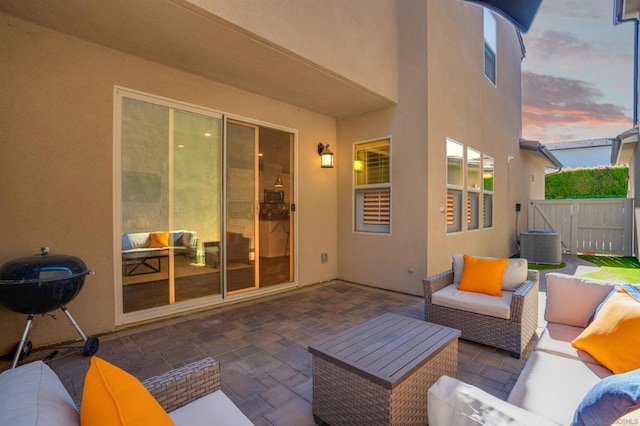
[528,198,634,256]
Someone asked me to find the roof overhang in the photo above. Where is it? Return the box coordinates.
[519,139,563,170]
[0,0,395,119]
[614,0,640,23]
[612,127,639,165]
[462,0,542,33]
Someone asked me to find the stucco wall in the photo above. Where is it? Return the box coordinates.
[0,12,337,354]
[336,0,428,296]
[190,0,398,103]
[425,2,527,274]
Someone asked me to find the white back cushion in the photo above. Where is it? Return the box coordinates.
[544,273,614,327]
[452,254,528,291]
[0,361,79,426]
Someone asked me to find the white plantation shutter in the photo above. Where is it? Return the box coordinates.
[363,190,390,225]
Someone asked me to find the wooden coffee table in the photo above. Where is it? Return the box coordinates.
[308,312,460,425]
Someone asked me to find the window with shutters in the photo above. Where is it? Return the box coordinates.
[447,139,463,233]
[354,138,391,234]
[467,147,481,231]
[483,154,494,228]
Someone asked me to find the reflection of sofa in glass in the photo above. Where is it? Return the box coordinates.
[121,230,197,276]
[204,233,251,268]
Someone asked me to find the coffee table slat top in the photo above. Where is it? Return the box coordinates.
[308,312,460,389]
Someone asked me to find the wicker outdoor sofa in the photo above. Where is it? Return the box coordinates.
[0,356,252,425]
[423,257,539,359]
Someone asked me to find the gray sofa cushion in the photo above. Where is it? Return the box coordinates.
[0,361,79,426]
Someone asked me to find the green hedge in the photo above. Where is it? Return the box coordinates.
[545,166,629,199]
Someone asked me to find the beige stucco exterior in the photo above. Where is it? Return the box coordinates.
[0,0,545,355]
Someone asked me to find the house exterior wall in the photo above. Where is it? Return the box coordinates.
[425,2,529,275]
[189,0,399,104]
[0,0,544,354]
[337,0,429,296]
[0,12,337,353]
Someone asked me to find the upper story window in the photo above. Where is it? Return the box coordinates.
[354,138,391,234]
[484,8,497,85]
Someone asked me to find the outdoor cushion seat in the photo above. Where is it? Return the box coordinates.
[507,351,612,426]
[423,255,539,358]
[535,322,600,365]
[431,283,512,320]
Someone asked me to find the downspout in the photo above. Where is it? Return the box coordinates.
[614,1,639,126]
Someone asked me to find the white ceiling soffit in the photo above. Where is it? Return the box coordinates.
[0,0,395,118]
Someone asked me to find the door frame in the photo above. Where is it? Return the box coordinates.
[113,87,298,327]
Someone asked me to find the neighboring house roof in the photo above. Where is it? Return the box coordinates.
[547,138,614,168]
[547,138,614,151]
[519,139,563,170]
[612,127,639,165]
[462,0,542,32]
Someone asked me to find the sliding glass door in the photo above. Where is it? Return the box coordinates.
[117,89,296,320]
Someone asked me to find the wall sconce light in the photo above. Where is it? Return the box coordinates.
[318,143,334,168]
[274,175,283,188]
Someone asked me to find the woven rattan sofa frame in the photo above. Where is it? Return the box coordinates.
[422,269,539,359]
[141,356,221,413]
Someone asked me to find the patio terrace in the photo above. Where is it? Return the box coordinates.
[0,255,594,425]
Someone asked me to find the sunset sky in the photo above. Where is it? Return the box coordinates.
[521,0,636,144]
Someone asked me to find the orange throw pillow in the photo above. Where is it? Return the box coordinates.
[149,231,169,248]
[457,255,508,297]
[80,357,173,426]
[572,288,640,374]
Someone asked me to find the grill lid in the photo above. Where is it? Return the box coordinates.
[0,247,92,284]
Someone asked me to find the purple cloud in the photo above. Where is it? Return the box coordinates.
[522,71,631,140]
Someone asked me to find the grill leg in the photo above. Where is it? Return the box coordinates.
[12,314,34,369]
[60,305,88,342]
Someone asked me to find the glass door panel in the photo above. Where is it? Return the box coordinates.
[121,97,172,313]
[120,93,222,313]
[173,110,223,302]
[258,127,294,287]
[225,121,258,293]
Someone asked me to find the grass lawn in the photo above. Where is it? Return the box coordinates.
[578,255,640,284]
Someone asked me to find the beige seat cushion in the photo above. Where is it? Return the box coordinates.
[432,283,512,320]
[169,390,253,426]
[534,323,600,365]
[507,351,612,425]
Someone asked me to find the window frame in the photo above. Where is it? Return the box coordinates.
[483,8,497,86]
[446,138,495,234]
[353,137,392,235]
[446,138,464,234]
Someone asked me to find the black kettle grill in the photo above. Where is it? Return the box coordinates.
[0,247,99,368]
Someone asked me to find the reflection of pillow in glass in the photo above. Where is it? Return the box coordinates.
[149,231,169,248]
[457,254,507,297]
[572,288,640,374]
[572,368,640,426]
[80,357,173,426]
